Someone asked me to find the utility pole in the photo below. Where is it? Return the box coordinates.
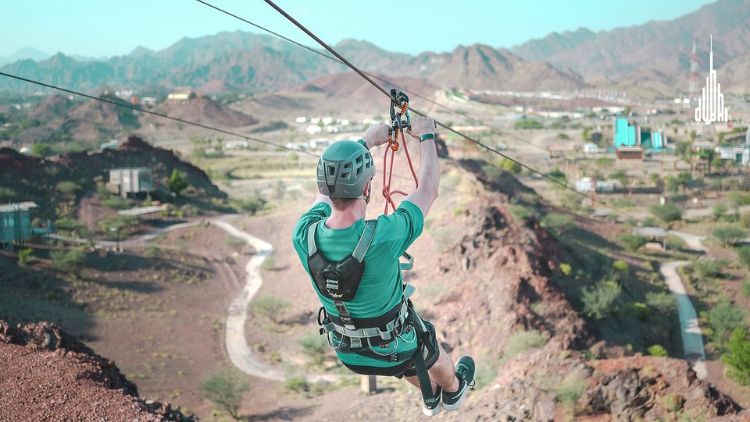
[361,375,377,394]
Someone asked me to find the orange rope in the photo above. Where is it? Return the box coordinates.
[382,126,419,214]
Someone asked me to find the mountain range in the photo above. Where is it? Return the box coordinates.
[1,0,748,97]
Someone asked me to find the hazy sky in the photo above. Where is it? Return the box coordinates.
[1,0,716,58]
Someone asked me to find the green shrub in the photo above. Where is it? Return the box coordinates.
[647,344,668,357]
[299,334,328,367]
[55,217,83,232]
[708,301,746,350]
[541,213,575,235]
[503,330,547,360]
[688,259,725,279]
[508,204,538,223]
[581,278,621,320]
[252,295,290,324]
[284,376,309,394]
[51,248,86,270]
[17,248,33,266]
[0,186,16,202]
[645,292,676,314]
[612,260,629,272]
[168,169,189,197]
[514,119,543,130]
[498,158,522,174]
[559,263,572,276]
[618,234,648,252]
[742,281,750,298]
[665,234,687,250]
[200,371,249,420]
[712,225,747,247]
[555,374,585,408]
[738,246,750,270]
[624,302,650,320]
[740,212,750,229]
[724,328,750,386]
[56,181,81,197]
[101,196,130,210]
[649,203,683,223]
[713,204,729,221]
[235,196,267,215]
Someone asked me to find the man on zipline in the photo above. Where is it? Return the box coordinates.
[292,116,475,415]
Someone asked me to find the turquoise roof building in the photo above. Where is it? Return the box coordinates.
[613,116,668,152]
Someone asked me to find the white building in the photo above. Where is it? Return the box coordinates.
[295,116,307,124]
[576,177,618,193]
[322,117,334,125]
[306,125,322,135]
[167,90,195,103]
[583,143,600,155]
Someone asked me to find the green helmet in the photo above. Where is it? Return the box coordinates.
[316,140,374,199]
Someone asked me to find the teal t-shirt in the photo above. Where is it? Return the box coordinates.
[291,200,424,367]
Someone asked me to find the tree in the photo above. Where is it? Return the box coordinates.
[617,233,648,252]
[649,203,683,224]
[168,169,189,197]
[712,225,747,247]
[738,246,750,270]
[200,371,250,421]
[499,158,522,174]
[724,328,750,385]
[708,301,746,350]
[581,278,621,320]
[30,143,54,157]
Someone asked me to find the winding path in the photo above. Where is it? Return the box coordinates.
[211,217,336,383]
[661,231,709,379]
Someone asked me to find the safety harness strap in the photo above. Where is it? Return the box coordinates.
[306,220,320,256]
[352,220,376,262]
[409,305,439,409]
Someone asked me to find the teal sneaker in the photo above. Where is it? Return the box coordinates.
[442,356,475,411]
[422,385,442,416]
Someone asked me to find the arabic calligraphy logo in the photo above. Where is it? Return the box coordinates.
[695,35,730,124]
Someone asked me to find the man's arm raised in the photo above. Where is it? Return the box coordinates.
[404,116,439,217]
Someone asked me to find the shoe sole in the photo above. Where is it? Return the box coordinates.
[422,387,442,417]
[422,405,441,417]
[442,357,475,412]
[442,382,470,411]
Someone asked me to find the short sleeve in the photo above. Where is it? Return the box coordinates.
[291,202,332,257]
[376,200,424,259]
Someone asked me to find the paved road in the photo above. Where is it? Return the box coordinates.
[661,230,709,379]
[659,260,707,379]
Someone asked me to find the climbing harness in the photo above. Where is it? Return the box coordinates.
[306,218,439,409]
[382,89,419,215]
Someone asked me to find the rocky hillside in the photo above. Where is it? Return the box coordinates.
[3,93,258,146]
[0,33,584,95]
[0,135,227,219]
[0,320,195,421]
[512,0,750,93]
[403,160,743,420]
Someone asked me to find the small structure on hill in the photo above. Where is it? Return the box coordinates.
[632,226,667,250]
[0,202,52,248]
[108,168,154,198]
[167,90,195,104]
[576,177,618,193]
[613,116,669,160]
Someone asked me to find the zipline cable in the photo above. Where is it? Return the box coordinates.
[193,0,548,153]
[262,0,636,219]
[0,71,319,159]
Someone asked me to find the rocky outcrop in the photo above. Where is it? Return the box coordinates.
[0,320,196,422]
